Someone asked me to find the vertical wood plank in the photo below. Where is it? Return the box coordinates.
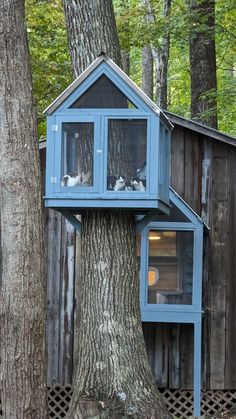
[153,324,168,388]
[180,324,194,389]
[209,143,228,389]
[225,147,236,387]
[171,126,185,197]
[73,221,82,382]
[143,323,155,372]
[201,138,213,389]
[59,217,76,384]
[169,324,180,388]
[184,131,201,213]
[46,209,62,385]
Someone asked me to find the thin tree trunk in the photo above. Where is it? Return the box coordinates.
[141,0,171,109]
[187,0,218,128]
[121,50,130,76]
[62,0,172,418]
[142,45,153,100]
[0,1,48,418]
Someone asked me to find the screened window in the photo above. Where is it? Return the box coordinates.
[70,75,137,109]
[107,119,147,192]
[61,123,94,187]
[147,230,193,305]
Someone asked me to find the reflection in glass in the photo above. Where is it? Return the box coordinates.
[61,123,94,187]
[107,119,147,192]
[148,230,193,305]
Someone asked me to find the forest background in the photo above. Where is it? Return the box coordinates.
[26,0,236,139]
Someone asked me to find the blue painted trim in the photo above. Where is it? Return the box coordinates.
[45,116,56,197]
[141,311,202,323]
[53,62,153,115]
[136,210,160,233]
[44,198,170,211]
[59,210,81,233]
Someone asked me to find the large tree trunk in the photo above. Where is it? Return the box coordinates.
[62,1,172,418]
[62,0,122,78]
[0,1,48,418]
[187,0,217,128]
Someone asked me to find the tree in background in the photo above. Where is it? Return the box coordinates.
[26,0,72,138]
[25,0,236,136]
[0,0,48,418]
[61,0,172,418]
[186,0,218,128]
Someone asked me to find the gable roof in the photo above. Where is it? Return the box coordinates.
[165,111,236,146]
[44,53,173,129]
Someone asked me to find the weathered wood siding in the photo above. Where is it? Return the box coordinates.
[42,125,236,390]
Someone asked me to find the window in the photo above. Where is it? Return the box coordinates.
[107,119,147,192]
[61,122,94,187]
[147,230,194,305]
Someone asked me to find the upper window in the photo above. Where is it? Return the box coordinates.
[70,75,137,109]
[61,122,94,187]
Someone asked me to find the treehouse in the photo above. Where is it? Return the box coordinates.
[44,54,172,212]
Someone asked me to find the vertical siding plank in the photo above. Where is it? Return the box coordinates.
[201,138,213,389]
[143,323,155,372]
[171,127,185,197]
[180,324,194,389]
[46,209,62,385]
[153,324,168,388]
[184,131,201,213]
[59,217,76,384]
[169,324,180,389]
[225,147,236,387]
[209,143,228,389]
[73,224,82,382]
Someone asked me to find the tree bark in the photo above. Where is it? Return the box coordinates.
[62,0,122,78]
[62,0,172,418]
[141,0,171,109]
[187,0,218,128]
[0,1,48,418]
[142,45,153,100]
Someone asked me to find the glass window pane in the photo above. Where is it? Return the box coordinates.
[107,119,147,192]
[70,75,137,109]
[147,230,193,305]
[61,122,94,187]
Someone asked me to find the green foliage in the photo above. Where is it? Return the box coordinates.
[26,0,72,138]
[215,0,236,134]
[26,0,235,137]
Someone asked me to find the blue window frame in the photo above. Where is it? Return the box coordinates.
[138,188,205,416]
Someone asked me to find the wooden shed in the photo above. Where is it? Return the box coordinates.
[39,112,236,418]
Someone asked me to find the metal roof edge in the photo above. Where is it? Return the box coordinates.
[165,111,236,146]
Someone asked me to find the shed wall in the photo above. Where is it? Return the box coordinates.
[43,126,236,390]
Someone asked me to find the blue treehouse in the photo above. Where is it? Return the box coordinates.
[44,54,204,417]
[44,53,171,213]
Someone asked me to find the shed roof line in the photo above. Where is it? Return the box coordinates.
[165,111,236,146]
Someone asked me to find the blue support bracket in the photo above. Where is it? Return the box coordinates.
[59,209,81,233]
[136,209,160,233]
